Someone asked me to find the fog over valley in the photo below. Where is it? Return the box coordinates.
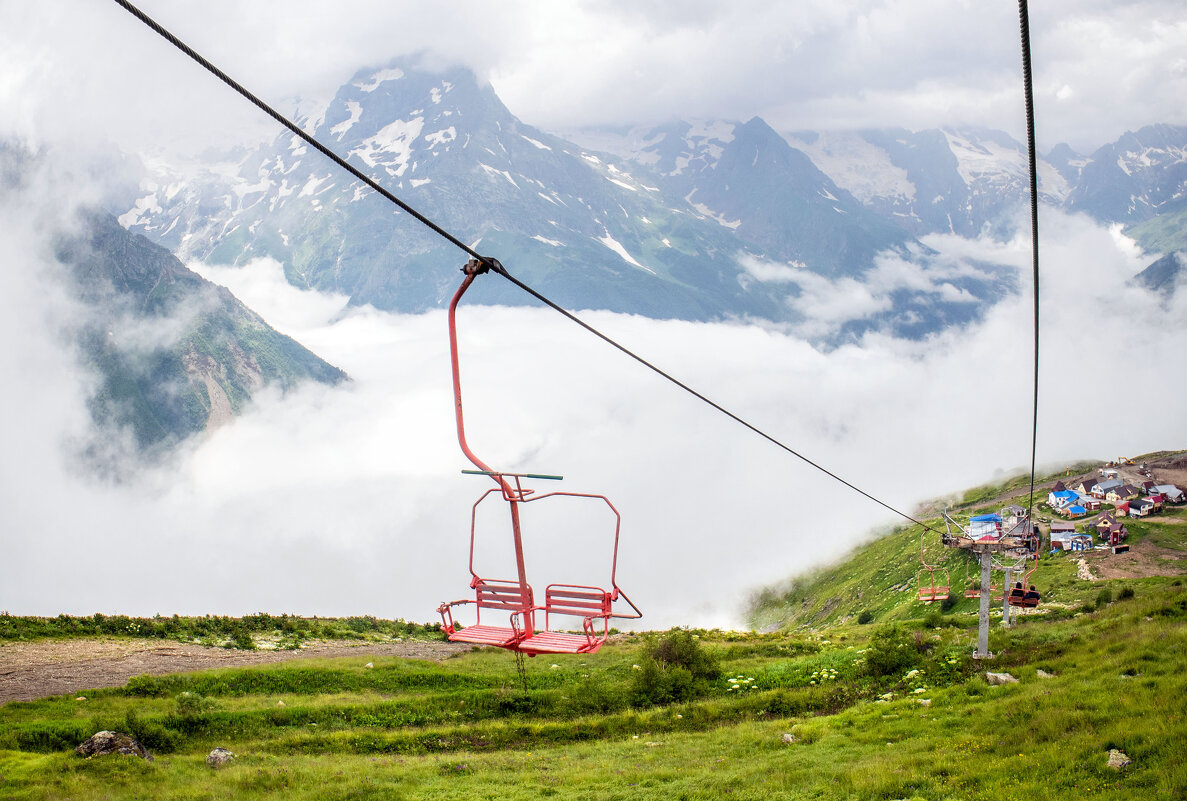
[3,164,1184,626]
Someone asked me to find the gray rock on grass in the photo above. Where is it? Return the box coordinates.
[986,672,1019,685]
[1107,749,1133,769]
[206,747,236,768]
[75,731,153,762]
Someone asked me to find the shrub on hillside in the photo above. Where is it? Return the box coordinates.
[124,708,180,753]
[862,625,922,677]
[1096,588,1114,610]
[630,629,720,707]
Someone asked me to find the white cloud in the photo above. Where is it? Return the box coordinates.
[2,187,1184,628]
[740,241,1000,339]
[1,0,1182,162]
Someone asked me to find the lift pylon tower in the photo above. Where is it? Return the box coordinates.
[941,511,1039,659]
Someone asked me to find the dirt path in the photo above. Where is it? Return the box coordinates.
[1081,538,1187,580]
[0,638,469,705]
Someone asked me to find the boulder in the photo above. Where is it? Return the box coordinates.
[986,672,1019,685]
[1036,669,1055,679]
[1107,749,1132,769]
[75,731,153,762]
[781,732,798,745]
[206,747,236,768]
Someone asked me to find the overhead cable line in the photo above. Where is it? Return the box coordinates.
[111,0,943,535]
[1017,0,1042,524]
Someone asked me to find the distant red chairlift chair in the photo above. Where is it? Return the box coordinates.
[963,559,1000,601]
[436,260,641,655]
[916,567,950,604]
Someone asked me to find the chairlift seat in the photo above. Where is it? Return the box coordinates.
[1007,588,1040,608]
[517,584,612,655]
[438,578,533,647]
[917,586,949,603]
[917,568,950,603]
[965,582,999,599]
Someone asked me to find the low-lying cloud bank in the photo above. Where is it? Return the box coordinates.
[1,191,1184,628]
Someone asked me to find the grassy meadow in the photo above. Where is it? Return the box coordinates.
[2,469,1186,799]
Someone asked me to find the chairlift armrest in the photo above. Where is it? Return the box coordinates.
[437,599,472,632]
[438,599,473,612]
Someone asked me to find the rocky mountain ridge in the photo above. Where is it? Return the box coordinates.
[116,60,1187,337]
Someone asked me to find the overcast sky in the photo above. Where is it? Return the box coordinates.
[3,0,1185,156]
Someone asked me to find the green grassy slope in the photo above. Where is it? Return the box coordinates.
[2,588,1186,799]
[747,458,1187,631]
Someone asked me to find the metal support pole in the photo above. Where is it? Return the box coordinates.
[1001,568,1013,627]
[975,549,993,659]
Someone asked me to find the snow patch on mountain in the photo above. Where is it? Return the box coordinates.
[119,193,162,228]
[424,127,457,148]
[685,190,741,229]
[330,101,363,139]
[944,129,1070,201]
[355,67,404,92]
[787,132,916,205]
[350,117,424,174]
[479,163,519,188]
[521,135,551,151]
[598,229,654,273]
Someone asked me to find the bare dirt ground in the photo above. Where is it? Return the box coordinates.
[1145,453,1187,490]
[1080,537,1187,580]
[0,638,468,705]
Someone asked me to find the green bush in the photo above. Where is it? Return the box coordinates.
[1117,586,1135,600]
[630,629,720,707]
[649,629,720,680]
[5,722,89,752]
[857,610,874,625]
[124,708,181,754]
[862,625,922,677]
[174,691,219,717]
[1096,588,1114,610]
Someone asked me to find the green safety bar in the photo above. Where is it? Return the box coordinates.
[462,469,563,481]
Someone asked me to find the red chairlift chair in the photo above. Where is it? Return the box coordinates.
[963,558,999,600]
[917,567,950,603]
[437,260,641,654]
[1006,562,1041,608]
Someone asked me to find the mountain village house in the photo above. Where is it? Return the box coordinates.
[1042,466,1184,552]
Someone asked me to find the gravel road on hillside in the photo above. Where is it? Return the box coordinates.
[0,638,469,705]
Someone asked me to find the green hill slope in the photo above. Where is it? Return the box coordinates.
[747,458,1187,630]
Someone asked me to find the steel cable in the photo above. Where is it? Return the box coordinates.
[1017,0,1042,530]
[110,0,944,535]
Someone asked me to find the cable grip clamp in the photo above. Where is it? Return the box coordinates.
[463,257,503,276]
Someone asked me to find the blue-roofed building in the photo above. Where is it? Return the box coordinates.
[1048,489,1079,510]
